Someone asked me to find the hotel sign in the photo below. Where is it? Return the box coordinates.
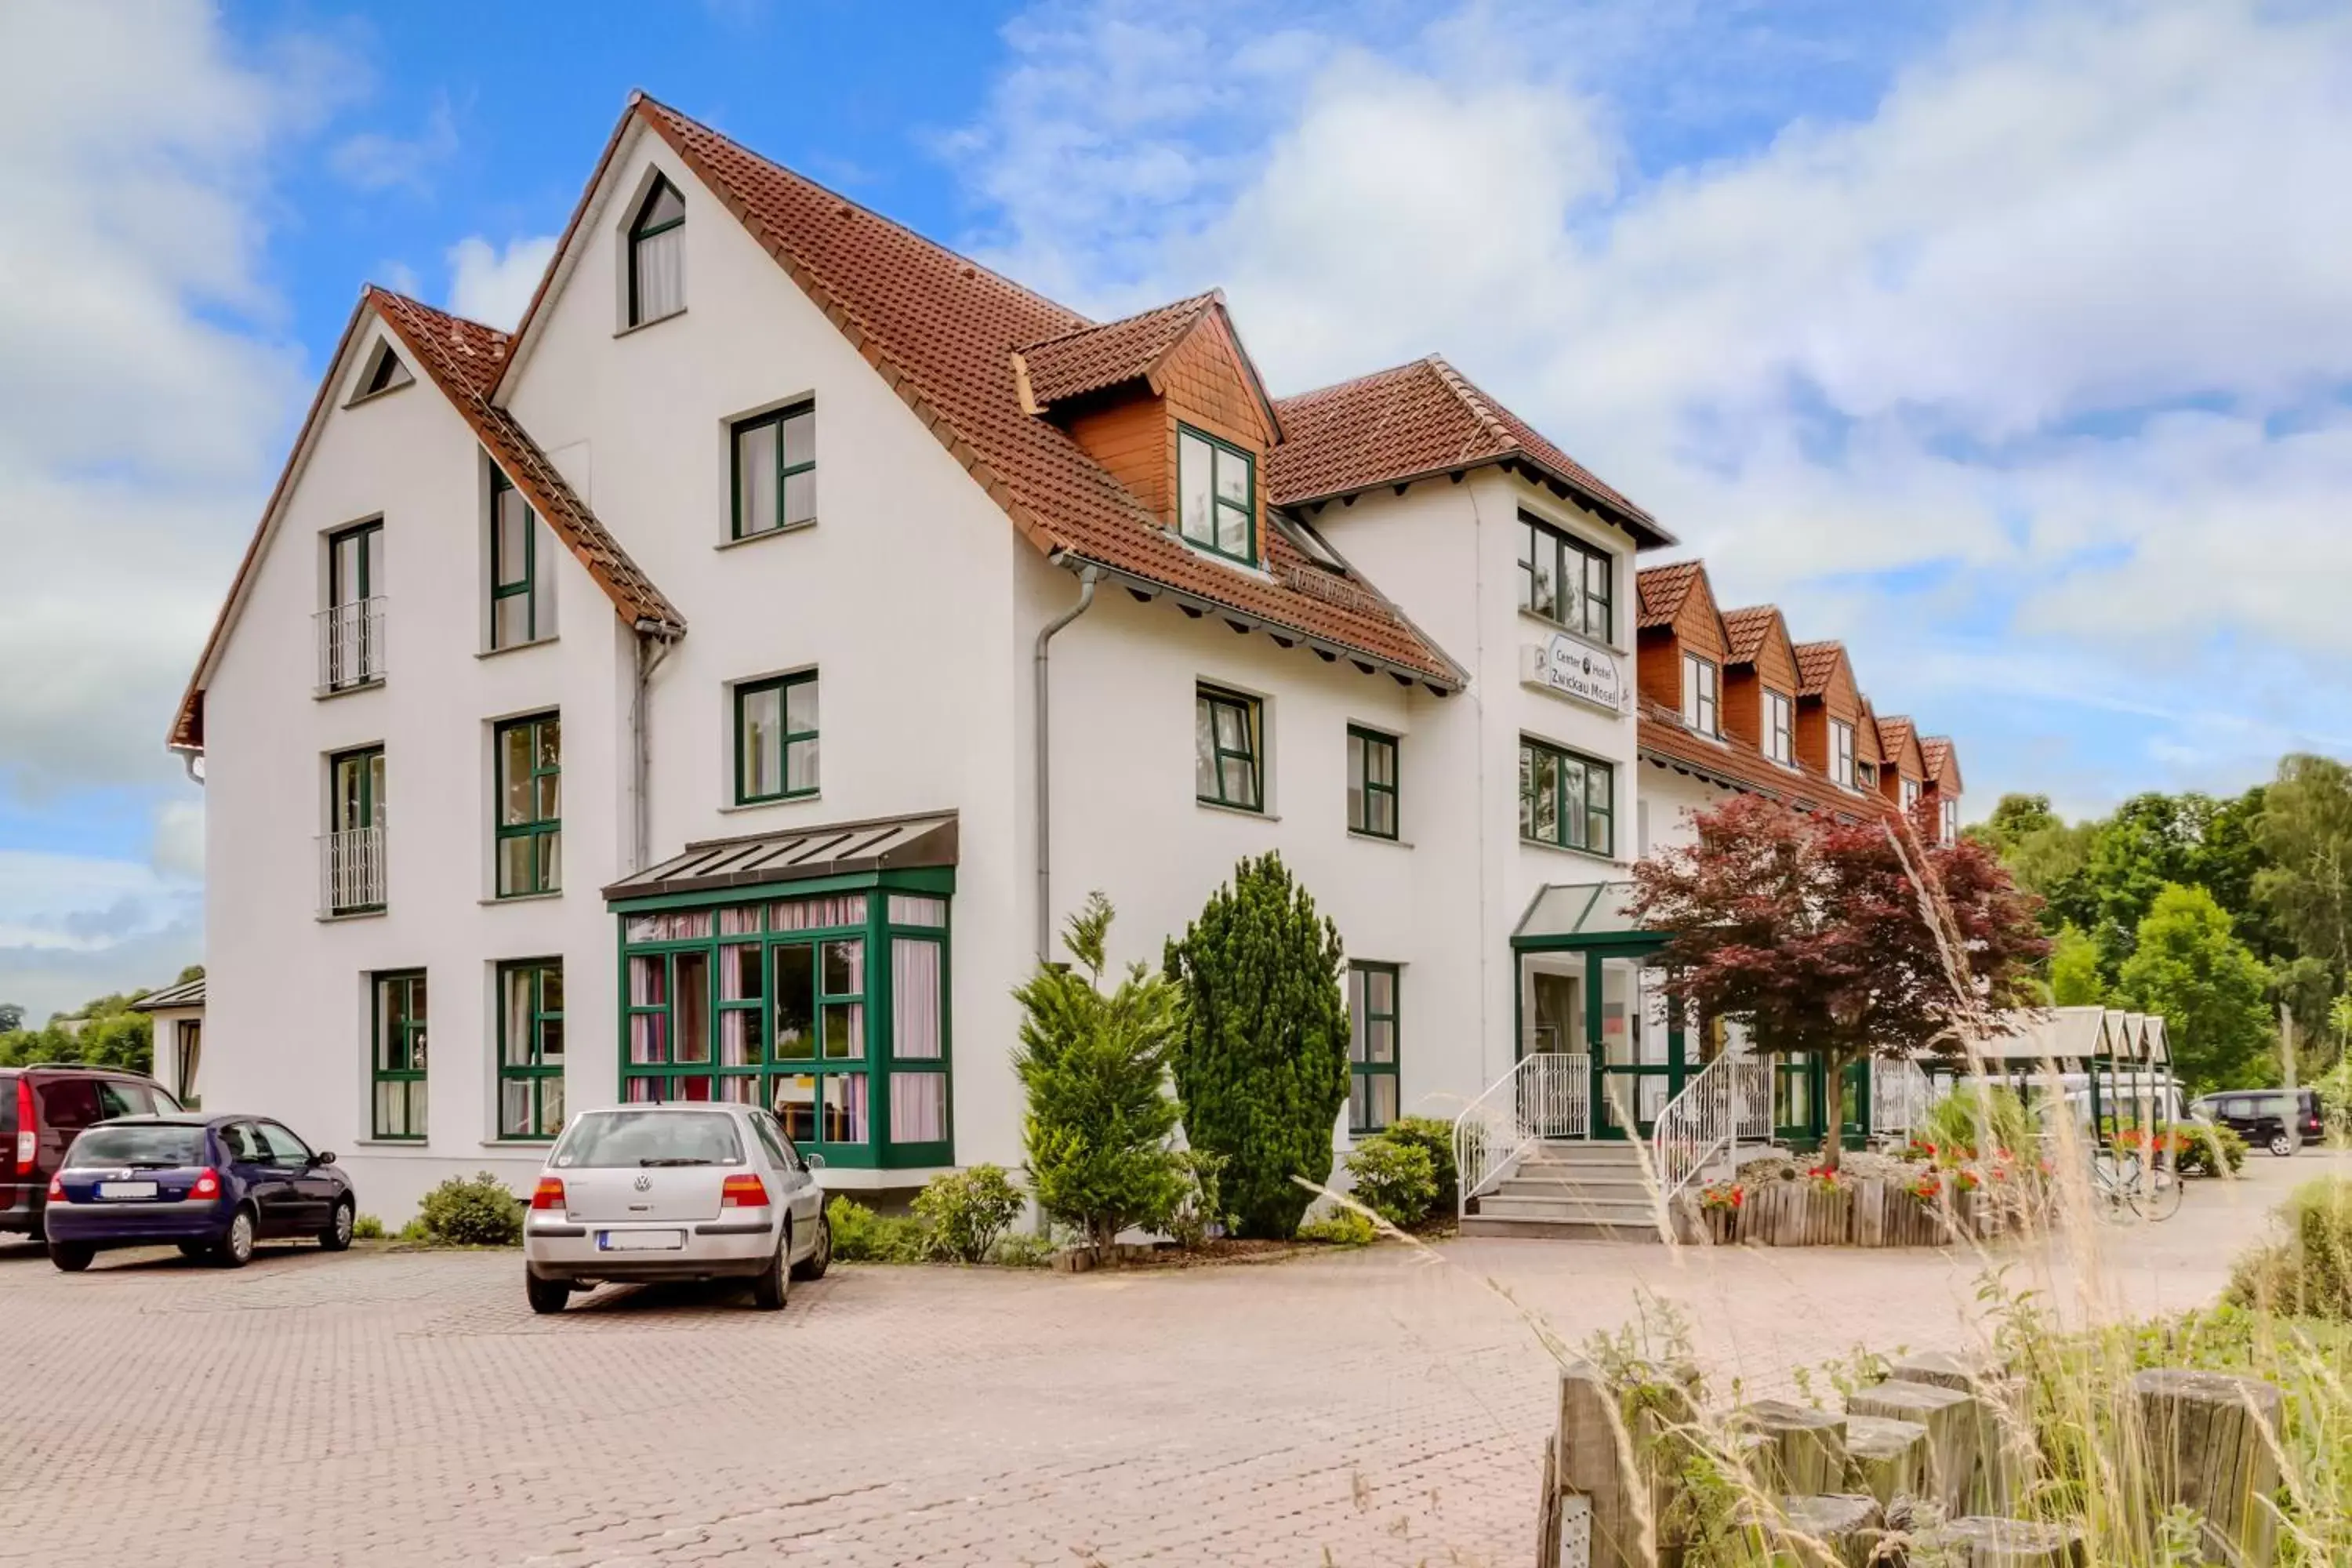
[1519,633,1632,716]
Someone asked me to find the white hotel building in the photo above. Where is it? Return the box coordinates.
[170,96,1961,1216]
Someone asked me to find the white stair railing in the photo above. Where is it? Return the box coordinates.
[1650,1052,1772,1203]
[1871,1057,1940,1138]
[1454,1053,1589,1219]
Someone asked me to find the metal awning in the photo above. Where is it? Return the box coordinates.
[1513,881,1642,942]
[602,811,958,904]
[129,975,206,1011]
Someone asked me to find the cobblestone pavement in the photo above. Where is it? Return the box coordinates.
[2,1152,2336,1568]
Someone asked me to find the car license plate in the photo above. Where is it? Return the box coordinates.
[597,1229,684,1252]
[97,1181,158,1200]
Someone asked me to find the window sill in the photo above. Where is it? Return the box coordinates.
[1196,798,1276,822]
[1347,829,1411,848]
[351,1138,433,1150]
[482,1138,555,1150]
[717,518,818,551]
[313,677,385,702]
[317,908,387,924]
[1163,527,1276,583]
[481,891,564,906]
[614,307,686,339]
[1515,608,1624,658]
[1519,836,1618,866]
[720,792,822,815]
[477,636,557,662]
[343,383,411,412]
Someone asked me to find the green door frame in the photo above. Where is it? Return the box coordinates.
[1509,931,1683,1142]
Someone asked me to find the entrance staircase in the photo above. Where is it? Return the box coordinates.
[1458,1141,1662,1242]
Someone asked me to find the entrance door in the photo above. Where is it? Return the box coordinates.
[1592,955,1677,1140]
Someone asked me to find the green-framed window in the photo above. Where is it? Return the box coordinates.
[628,176,685,326]
[1348,962,1399,1134]
[488,461,553,649]
[370,970,427,1141]
[616,879,953,1167]
[496,960,564,1139]
[322,521,385,692]
[1517,513,1613,642]
[1196,684,1263,811]
[1177,424,1256,564]
[1347,725,1398,839]
[325,745,386,915]
[494,713,561,898]
[1519,736,1614,857]
[731,403,816,538]
[735,671,819,804]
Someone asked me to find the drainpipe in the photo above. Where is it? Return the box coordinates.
[1033,557,1100,964]
[630,622,680,873]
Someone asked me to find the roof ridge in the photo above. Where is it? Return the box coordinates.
[1421,354,1519,453]
[362,283,506,340]
[1270,354,1440,409]
[1017,289,1218,355]
[636,95,1089,331]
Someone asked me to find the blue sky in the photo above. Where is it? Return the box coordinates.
[5,0,2350,1020]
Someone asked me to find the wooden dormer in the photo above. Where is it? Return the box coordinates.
[1718,605,1800,764]
[1920,736,1964,839]
[1013,292,1281,568]
[1875,713,1928,811]
[1635,561,1730,733]
[1792,641,1864,788]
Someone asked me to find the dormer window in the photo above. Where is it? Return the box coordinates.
[1764,690,1795,766]
[627,176,686,327]
[350,339,412,403]
[1857,759,1878,789]
[1941,798,1960,844]
[1178,425,1254,564]
[1681,654,1719,737]
[1831,720,1857,788]
[1902,776,1922,811]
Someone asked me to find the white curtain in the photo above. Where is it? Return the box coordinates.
[892,939,941,1058]
[635,227,684,321]
[891,1075,945,1143]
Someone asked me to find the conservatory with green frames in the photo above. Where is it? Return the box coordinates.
[601,811,956,1171]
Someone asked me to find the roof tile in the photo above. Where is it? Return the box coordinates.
[1637,561,1703,629]
[1720,605,1780,664]
[1792,640,1846,696]
[1017,293,1218,408]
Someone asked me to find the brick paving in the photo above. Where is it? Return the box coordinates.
[0,1153,2332,1568]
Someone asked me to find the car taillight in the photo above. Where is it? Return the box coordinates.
[47,1173,64,1203]
[530,1177,566,1211]
[720,1173,769,1208]
[189,1167,221,1200]
[13,1077,32,1174]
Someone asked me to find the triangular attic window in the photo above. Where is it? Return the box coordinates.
[354,339,412,401]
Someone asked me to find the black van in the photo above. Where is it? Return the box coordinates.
[2,1066,183,1241]
[2189,1088,2326,1157]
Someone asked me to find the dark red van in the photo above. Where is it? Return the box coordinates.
[2,1067,183,1241]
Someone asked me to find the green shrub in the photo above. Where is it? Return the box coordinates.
[2227,1177,2352,1320]
[987,1232,1056,1269]
[1163,1149,1230,1251]
[1345,1135,1437,1229]
[1378,1116,1459,1218]
[1014,893,1189,1258]
[826,1195,927,1263]
[350,1213,386,1240]
[417,1173,522,1246]
[911,1164,1025,1263]
[1919,1082,2034,1157]
[1164,852,1352,1240]
[1297,1208,1376,1247]
[2176,1120,2249,1176]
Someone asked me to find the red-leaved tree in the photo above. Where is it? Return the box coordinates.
[1629,794,2047,1168]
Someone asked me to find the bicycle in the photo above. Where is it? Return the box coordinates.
[2089,1142,2183,1222]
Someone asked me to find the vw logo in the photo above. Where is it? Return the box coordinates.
[632,1174,652,1192]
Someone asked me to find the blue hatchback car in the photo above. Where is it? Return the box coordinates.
[44,1115,357,1271]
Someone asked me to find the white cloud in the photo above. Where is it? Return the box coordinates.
[328,96,459,194]
[151,799,205,882]
[948,0,2352,810]
[448,234,559,329]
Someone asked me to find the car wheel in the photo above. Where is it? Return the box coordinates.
[215,1207,256,1269]
[2269,1133,2295,1157]
[791,1210,832,1281]
[318,1198,356,1252]
[525,1269,570,1316]
[750,1224,791,1311]
[48,1243,93,1272]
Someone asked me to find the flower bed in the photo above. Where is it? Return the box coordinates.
[1685,1147,2041,1247]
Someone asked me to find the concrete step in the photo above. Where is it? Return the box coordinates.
[1491,1174,1659,1200]
[1457,1214,1663,1243]
[1475,1192,1664,1226]
[1521,1141,1646,1163]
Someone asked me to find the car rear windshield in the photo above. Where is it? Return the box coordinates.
[0,1073,15,1137]
[554,1111,746,1169]
[69,1124,206,1167]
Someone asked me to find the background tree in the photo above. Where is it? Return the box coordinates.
[2115,883,2273,1093]
[2255,754,2352,982]
[2049,924,2105,1006]
[1164,853,1350,1239]
[0,989,153,1073]
[1969,793,2097,934]
[1630,794,2045,1169]
[0,1002,21,1033]
[1011,893,1188,1259]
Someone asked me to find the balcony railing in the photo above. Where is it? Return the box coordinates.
[315,597,387,693]
[318,827,385,916]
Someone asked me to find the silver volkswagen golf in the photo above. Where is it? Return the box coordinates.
[522,1103,831,1313]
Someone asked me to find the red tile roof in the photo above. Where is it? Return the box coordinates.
[1015,292,1218,408]
[635,99,1461,687]
[1878,715,1922,773]
[1267,356,1670,548]
[1639,705,1889,824]
[368,289,683,634]
[1792,640,1846,697]
[1720,605,1780,665]
[1920,736,1961,792]
[1636,561,1704,630]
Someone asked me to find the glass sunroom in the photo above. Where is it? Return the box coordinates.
[601,812,956,1171]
